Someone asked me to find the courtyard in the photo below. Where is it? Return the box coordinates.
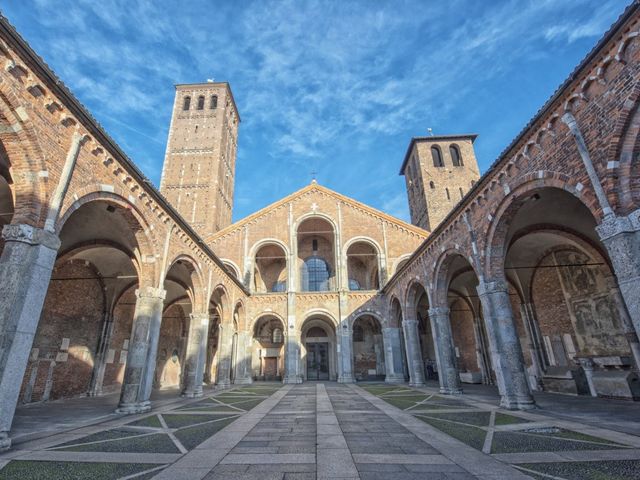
[0,382,639,480]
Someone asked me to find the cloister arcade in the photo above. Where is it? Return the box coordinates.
[1,1,640,459]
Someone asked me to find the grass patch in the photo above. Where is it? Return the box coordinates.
[491,430,625,454]
[0,461,161,480]
[494,413,531,426]
[162,413,236,428]
[127,414,162,428]
[217,398,264,410]
[57,433,179,454]
[419,411,491,427]
[51,429,140,448]
[416,415,486,450]
[174,416,237,450]
[381,395,427,410]
[518,460,640,480]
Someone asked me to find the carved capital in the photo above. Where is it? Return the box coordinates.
[477,278,508,296]
[428,307,450,318]
[596,209,640,241]
[1,223,60,250]
[135,286,166,300]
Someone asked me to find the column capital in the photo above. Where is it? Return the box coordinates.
[477,278,508,296]
[596,210,640,241]
[428,306,450,317]
[2,223,60,250]
[190,312,210,324]
[135,286,166,300]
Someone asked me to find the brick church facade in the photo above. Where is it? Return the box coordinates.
[1,1,640,454]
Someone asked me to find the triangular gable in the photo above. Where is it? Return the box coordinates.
[206,182,429,242]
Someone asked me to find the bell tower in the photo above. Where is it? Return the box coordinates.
[160,81,240,237]
[400,134,480,231]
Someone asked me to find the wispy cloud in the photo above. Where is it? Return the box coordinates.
[4,0,628,221]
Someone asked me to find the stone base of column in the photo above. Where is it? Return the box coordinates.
[500,394,536,411]
[409,381,425,388]
[181,387,204,398]
[116,400,151,414]
[384,374,405,384]
[440,386,463,395]
[283,375,303,384]
[337,375,355,383]
[233,377,253,385]
[0,432,11,452]
[217,380,232,389]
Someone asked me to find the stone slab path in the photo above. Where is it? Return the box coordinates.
[1,383,640,479]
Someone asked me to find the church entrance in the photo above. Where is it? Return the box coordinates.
[306,342,329,380]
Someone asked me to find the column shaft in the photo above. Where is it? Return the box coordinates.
[216,324,233,387]
[429,307,462,394]
[117,286,165,413]
[0,224,60,452]
[597,214,640,366]
[402,319,426,387]
[182,313,209,397]
[382,327,405,383]
[477,279,535,410]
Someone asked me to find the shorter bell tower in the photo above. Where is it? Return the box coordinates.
[400,134,480,231]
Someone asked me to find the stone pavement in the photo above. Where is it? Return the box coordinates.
[1,383,640,479]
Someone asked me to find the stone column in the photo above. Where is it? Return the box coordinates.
[116,286,166,414]
[88,312,115,397]
[402,319,426,387]
[428,307,462,395]
[182,313,209,397]
[477,279,535,410]
[216,324,233,388]
[0,224,60,452]
[596,215,640,366]
[337,291,354,383]
[472,318,491,385]
[519,303,545,390]
[283,328,302,384]
[382,327,405,383]
[233,331,253,384]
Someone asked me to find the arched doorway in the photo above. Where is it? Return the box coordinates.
[352,315,385,381]
[301,315,337,380]
[252,315,286,381]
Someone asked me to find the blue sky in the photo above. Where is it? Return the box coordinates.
[2,0,628,222]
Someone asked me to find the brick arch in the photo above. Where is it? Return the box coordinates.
[388,295,403,328]
[404,280,428,321]
[233,299,247,331]
[0,90,49,226]
[609,82,640,214]
[249,311,286,338]
[210,284,231,324]
[56,190,158,287]
[432,247,478,307]
[484,173,599,280]
[165,254,206,312]
[349,310,385,331]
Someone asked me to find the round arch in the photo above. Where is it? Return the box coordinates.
[300,310,338,381]
[343,236,382,291]
[484,177,600,279]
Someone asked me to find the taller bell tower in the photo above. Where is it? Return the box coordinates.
[160,81,240,237]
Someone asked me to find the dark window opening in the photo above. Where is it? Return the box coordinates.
[431,146,444,167]
[210,95,218,109]
[450,144,463,167]
[197,96,205,110]
[182,96,191,110]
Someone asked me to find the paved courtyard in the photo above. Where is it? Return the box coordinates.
[1,383,640,479]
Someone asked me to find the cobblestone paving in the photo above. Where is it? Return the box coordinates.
[1,383,640,479]
[361,384,640,480]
